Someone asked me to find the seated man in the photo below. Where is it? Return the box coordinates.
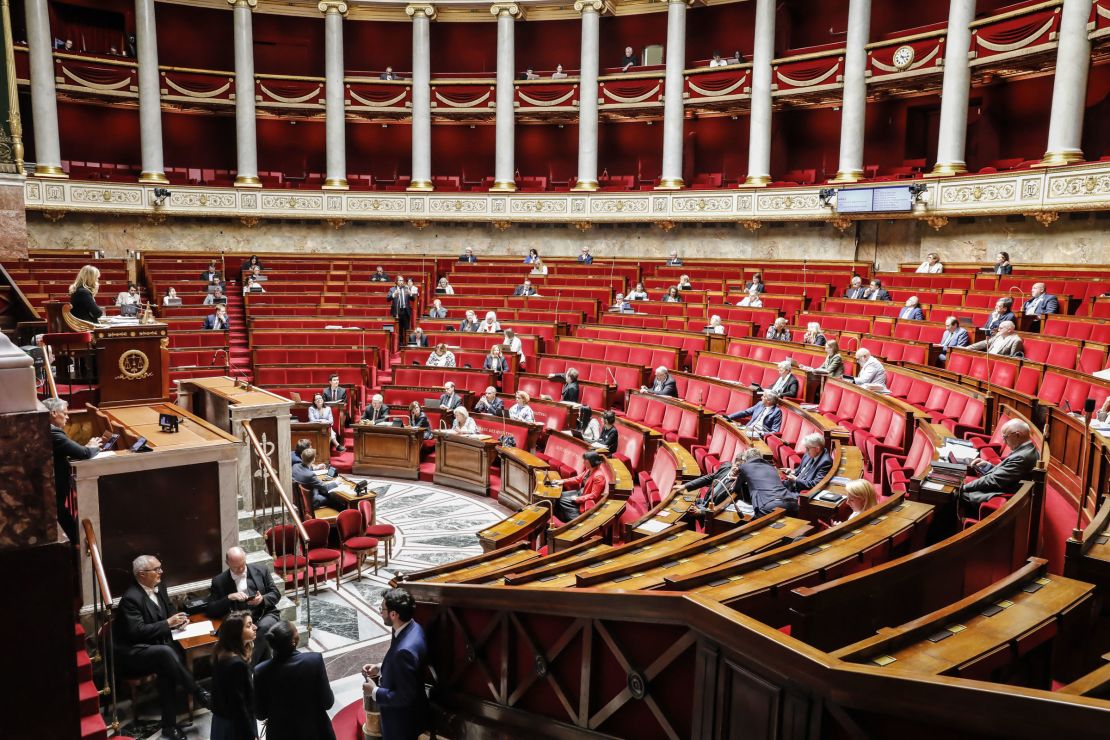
[961,420,1039,507]
[783,434,833,492]
[407,327,429,347]
[610,293,631,312]
[982,298,1015,336]
[1023,282,1059,316]
[292,448,339,509]
[765,317,791,342]
[114,556,210,740]
[473,386,505,416]
[938,316,970,363]
[844,275,866,299]
[291,437,311,467]
[513,279,539,297]
[865,279,891,302]
[641,366,678,397]
[459,247,477,263]
[966,320,1023,357]
[202,305,229,330]
[427,299,448,319]
[206,547,280,666]
[672,448,747,520]
[558,368,580,404]
[439,381,463,411]
[371,266,390,282]
[550,451,606,523]
[578,246,593,265]
[726,391,783,436]
[322,373,347,405]
[852,348,888,391]
[898,296,924,320]
[362,393,390,423]
[736,448,798,517]
[666,250,683,266]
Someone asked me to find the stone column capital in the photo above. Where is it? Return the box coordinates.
[227,0,257,9]
[317,1,348,16]
[573,0,610,14]
[406,3,437,20]
[490,2,523,19]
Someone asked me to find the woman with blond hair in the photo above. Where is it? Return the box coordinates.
[802,321,827,347]
[508,390,535,423]
[69,265,103,323]
[843,479,878,520]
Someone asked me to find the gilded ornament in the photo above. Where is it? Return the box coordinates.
[925,216,948,231]
[117,349,152,380]
[741,220,761,232]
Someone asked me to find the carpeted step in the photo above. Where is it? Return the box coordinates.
[74,622,86,651]
[76,648,93,682]
[78,677,100,715]
[79,712,108,740]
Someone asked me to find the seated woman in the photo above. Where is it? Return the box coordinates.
[592,410,618,454]
[736,287,763,307]
[243,276,265,294]
[408,401,432,440]
[524,248,540,264]
[162,287,179,306]
[436,277,455,295]
[426,343,456,367]
[69,265,104,323]
[508,390,534,423]
[530,259,549,276]
[839,479,878,523]
[627,282,649,301]
[677,274,694,291]
[707,315,725,334]
[450,407,479,435]
[661,286,683,303]
[459,310,481,332]
[308,393,345,454]
[746,273,766,293]
[799,339,844,378]
[477,311,501,333]
[550,451,606,523]
[484,344,508,373]
[802,321,827,346]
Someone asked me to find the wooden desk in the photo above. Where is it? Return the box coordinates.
[527,529,705,589]
[92,321,171,407]
[320,472,378,509]
[628,487,698,539]
[402,543,543,585]
[291,421,332,460]
[477,504,552,552]
[352,423,424,479]
[498,447,551,511]
[549,498,627,552]
[433,431,499,495]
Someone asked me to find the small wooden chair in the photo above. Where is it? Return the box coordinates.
[336,509,379,580]
[303,518,341,594]
[358,498,396,566]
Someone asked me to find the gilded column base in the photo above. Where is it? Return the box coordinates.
[741,174,771,187]
[490,180,517,192]
[1034,150,1084,168]
[406,180,434,192]
[322,178,349,190]
[234,175,263,188]
[654,177,684,190]
[830,170,864,183]
[139,171,170,184]
[32,165,68,179]
[572,180,599,192]
[924,162,967,178]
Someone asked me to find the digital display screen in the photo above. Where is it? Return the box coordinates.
[836,186,915,213]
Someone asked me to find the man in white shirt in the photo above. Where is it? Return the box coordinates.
[852,348,888,391]
[503,328,525,365]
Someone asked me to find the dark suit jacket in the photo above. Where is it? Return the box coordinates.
[379,72,396,80]
[212,655,255,739]
[458,254,477,263]
[473,397,505,416]
[561,381,580,404]
[410,413,431,438]
[203,313,228,330]
[255,650,336,740]
[650,377,678,397]
[459,319,480,332]
[70,287,103,323]
[866,289,891,302]
[363,405,390,423]
[983,311,1016,335]
[514,285,537,296]
[371,272,390,282]
[377,621,428,740]
[596,425,618,454]
[963,441,1039,498]
[845,287,867,299]
[898,307,925,320]
[941,328,971,349]
[322,386,347,404]
[788,449,833,491]
[995,263,1013,275]
[206,564,280,622]
[484,355,508,373]
[1024,294,1060,315]
[737,459,796,516]
[686,462,741,507]
[667,258,684,266]
[406,333,429,347]
[767,374,799,399]
[292,462,336,501]
[387,287,412,319]
[427,308,447,318]
[51,426,96,504]
[439,393,462,411]
[578,254,593,264]
[727,402,783,434]
[114,581,174,660]
[746,282,766,294]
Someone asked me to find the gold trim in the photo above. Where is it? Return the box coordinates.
[322,178,349,190]
[33,165,68,178]
[925,162,968,178]
[407,180,434,191]
[742,174,771,187]
[234,175,263,187]
[490,180,518,192]
[572,180,599,191]
[405,3,437,21]
[139,171,170,184]
[2,0,25,171]
[1034,150,1084,167]
[655,177,684,190]
[830,170,864,183]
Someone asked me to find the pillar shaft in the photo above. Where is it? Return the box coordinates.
[929,0,976,177]
[657,0,688,189]
[320,1,348,189]
[573,0,602,190]
[745,0,775,186]
[833,0,872,182]
[230,0,259,186]
[408,4,435,191]
[135,0,166,183]
[22,0,63,176]
[1040,0,1094,165]
[491,4,521,191]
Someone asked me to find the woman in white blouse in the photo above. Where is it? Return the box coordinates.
[627,282,649,301]
[707,315,725,334]
[508,390,535,423]
[916,252,944,273]
[437,277,455,295]
[737,287,763,307]
[426,343,456,367]
[477,311,501,333]
[451,407,479,435]
[162,287,178,306]
[308,393,344,453]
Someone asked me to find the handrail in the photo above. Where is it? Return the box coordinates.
[240,418,309,544]
[81,518,113,606]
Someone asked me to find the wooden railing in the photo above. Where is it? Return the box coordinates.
[81,518,119,734]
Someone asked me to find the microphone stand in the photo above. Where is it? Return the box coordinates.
[1074,399,1095,536]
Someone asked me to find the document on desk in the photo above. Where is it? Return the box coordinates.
[172,620,214,641]
[637,519,672,533]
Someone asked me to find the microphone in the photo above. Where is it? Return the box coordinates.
[1063,398,1073,415]
[1085,398,1097,414]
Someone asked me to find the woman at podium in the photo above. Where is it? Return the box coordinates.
[449,407,479,435]
[69,265,103,323]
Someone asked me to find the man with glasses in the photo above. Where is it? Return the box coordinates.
[362,588,428,740]
[115,555,211,739]
[960,419,1039,508]
[44,397,100,542]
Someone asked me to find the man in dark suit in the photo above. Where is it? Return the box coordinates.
[371,266,390,282]
[292,438,310,467]
[388,277,412,339]
[458,247,478,263]
[673,449,746,520]
[1023,282,1059,316]
[363,588,428,740]
[865,280,891,302]
[844,276,867,299]
[322,374,348,405]
[200,262,220,281]
[938,316,971,362]
[206,546,281,666]
[45,397,100,542]
[736,449,798,517]
[784,434,833,492]
[642,366,678,397]
[577,246,593,265]
[558,368,580,403]
[362,394,390,423]
[438,382,463,412]
[666,250,683,266]
[406,328,429,347]
[379,66,397,81]
[898,296,925,320]
[114,555,210,740]
[982,298,1016,336]
[202,305,228,330]
[513,279,539,297]
[293,448,339,509]
[726,391,783,436]
[473,387,505,416]
[961,420,1039,506]
[255,621,336,740]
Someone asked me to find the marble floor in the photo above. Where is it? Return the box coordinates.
[118,477,511,739]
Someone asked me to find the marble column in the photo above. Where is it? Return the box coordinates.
[407,3,436,191]
[1040,0,1094,166]
[572,0,603,190]
[491,3,522,191]
[928,0,976,177]
[832,0,871,183]
[657,0,690,190]
[744,0,775,186]
[135,0,167,183]
[229,0,260,187]
[23,0,64,177]
[319,1,348,189]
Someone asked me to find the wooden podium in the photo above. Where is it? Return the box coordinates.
[498,447,551,511]
[353,423,424,479]
[432,431,499,495]
[95,323,170,407]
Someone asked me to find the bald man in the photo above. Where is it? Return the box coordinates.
[207,546,281,665]
[961,420,1040,506]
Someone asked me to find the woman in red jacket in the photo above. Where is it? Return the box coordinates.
[553,451,607,523]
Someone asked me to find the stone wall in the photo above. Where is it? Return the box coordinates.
[25,211,1110,271]
[0,175,28,259]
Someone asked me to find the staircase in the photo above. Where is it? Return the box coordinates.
[224,285,253,384]
[74,622,135,740]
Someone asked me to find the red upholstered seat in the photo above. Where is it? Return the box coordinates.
[337,509,379,580]
[358,499,396,565]
[304,518,341,593]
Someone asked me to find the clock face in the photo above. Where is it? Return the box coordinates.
[893,45,915,70]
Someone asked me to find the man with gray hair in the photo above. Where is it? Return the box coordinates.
[961,419,1039,507]
[726,391,782,436]
[967,320,1023,357]
[784,433,833,492]
[115,554,210,739]
[737,447,798,517]
[642,366,678,397]
[672,448,751,520]
[766,317,791,342]
[46,396,100,542]
[852,348,888,391]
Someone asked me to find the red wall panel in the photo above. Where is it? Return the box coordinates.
[1083,62,1110,162]
[431,123,495,180]
[770,107,840,181]
[598,120,662,180]
[257,118,326,176]
[252,12,324,76]
[515,19,581,74]
[430,22,497,75]
[57,100,138,165]
[688,116,749,183]
[687,4,756,65]
[349,123,412,180]
[162,112,237,171]
[966,75,1053,170]
[516,124,577,181]
[345,19,412,76]
[155,4,233,71]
